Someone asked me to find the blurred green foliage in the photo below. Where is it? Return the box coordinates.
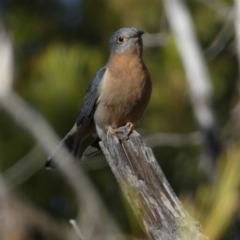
[0,0,239,239]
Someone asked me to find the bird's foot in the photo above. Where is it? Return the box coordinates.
[107,127,119,141]
[125,122,134,136]
[107,122,134,140]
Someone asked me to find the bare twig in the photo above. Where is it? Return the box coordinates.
[1,146,44,189]
[162,0,221,178]
[2,146,107,190]
[204,14,234,60]
[196,0,232,18]
[0,23,13,97]
[234,0,240,92]
[143,33,168,47]
[70,219,85,240]
[144,131,203,148]
[226,1,240,141]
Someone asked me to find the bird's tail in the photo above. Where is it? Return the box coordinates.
[82,137,101,160]
[45,129,75,170]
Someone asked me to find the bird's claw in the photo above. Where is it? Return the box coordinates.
[107,122,134,140]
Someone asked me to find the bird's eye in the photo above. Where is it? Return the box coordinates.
[118,36,125,43]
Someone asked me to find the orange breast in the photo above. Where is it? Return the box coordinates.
[94,53,152,130]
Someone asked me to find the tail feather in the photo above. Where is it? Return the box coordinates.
[46,117,97,169]
[82,137,101,161]
[46,126,77,169]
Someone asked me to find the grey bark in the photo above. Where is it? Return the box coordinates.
[100,128,208,240]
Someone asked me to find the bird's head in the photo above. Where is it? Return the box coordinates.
[109,27,144,56]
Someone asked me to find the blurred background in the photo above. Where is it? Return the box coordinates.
[0,0,240,239]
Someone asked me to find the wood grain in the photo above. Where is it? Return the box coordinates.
[100,128,208,240]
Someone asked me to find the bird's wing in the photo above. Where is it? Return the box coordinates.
[46,67,106,169]
[72,66,106,157]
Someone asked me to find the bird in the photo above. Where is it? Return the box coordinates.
[46,27,152,169]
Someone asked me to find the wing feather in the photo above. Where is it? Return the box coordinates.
[46,67,106,168]
[72,67,106,157]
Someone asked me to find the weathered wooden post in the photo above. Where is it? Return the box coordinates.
[100,128,208,240]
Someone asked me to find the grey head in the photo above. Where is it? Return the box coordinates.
[109,27,144,55]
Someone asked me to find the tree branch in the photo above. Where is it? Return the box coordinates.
[144,131,203,148]
[234,0,240,92]
[204,14,234,61]
[143,33,168,47]
[100,128,208,240]
[162,0,222,178]
[196,0,231,18]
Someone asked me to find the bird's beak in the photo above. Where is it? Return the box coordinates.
[132,30,144,39]
[137,30,145,37]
